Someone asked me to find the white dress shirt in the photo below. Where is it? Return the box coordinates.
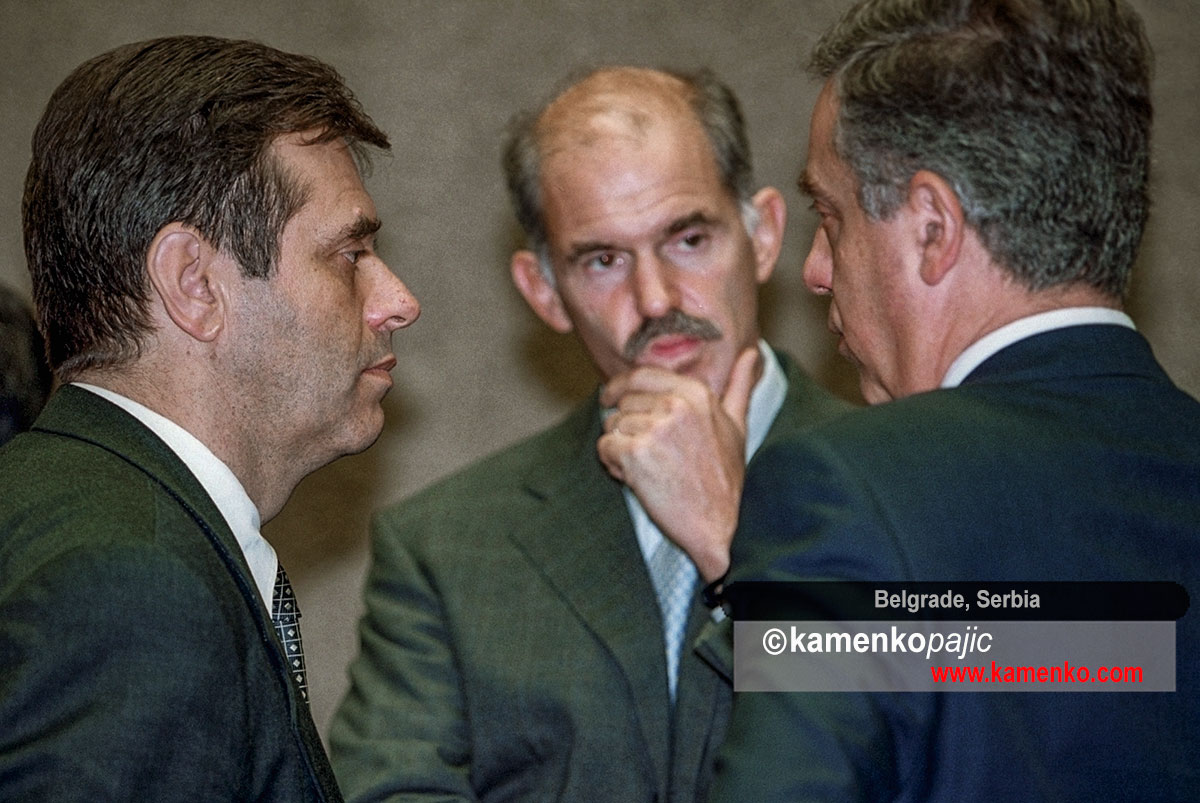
[74,383,278,608]
[940,307,1136,389]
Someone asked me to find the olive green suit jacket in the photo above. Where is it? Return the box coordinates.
[331,351,851,802]
[0,385,341,802]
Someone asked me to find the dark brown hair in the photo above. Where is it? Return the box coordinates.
[23,36,389,379]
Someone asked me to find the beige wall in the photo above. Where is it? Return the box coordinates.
[2,0,1196,738]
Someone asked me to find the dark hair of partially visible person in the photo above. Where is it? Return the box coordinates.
[809,0,1152,298]
[0,284,53,446]
[22,35,390,382]
[502,66,756,258]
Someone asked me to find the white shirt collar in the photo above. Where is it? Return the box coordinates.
[744,340,788,462]
[72,383,278,608]
[940,307,1135,389]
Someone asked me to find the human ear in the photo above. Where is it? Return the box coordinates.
[511,249,573,334]
[145,223,225,342]
[748,186,787,284]
[907,170,964,286]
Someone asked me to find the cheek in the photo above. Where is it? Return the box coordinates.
[728,268,761,319]
[581,316,632,358]
[678,264,741,319]
[832,239,885,315]
[561,288,631,351]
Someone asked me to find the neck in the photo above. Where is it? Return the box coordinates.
[913,269,1121,398]
[76,363,303,523]
[953,283,1120,361]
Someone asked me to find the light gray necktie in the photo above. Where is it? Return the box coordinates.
[648,537,698,701]
[272,564,309,703]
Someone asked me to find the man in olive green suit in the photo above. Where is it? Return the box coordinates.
[0,37,419,801]
[330,67,849,801]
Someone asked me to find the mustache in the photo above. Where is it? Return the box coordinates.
[622,309,722,361]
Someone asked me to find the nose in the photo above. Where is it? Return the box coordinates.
[802,227,833,296]
[632,255,677,319]
[366,259,420,333]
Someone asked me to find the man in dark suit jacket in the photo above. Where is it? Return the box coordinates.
[0,37,419,801]
[692,1,1200,800]
[330,67,850,801]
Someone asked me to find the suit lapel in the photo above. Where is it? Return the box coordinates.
[506,396,672,792]
[764,351,855,449]
[504,354,853,799]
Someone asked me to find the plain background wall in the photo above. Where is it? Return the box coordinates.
[2,0,1197,740]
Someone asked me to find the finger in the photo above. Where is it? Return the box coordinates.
[721,347,761,430]
[607,411,656,437]
[600,365,701,407]
[612,391,674,416]
[601,411,640,437]
[595,432,627,482]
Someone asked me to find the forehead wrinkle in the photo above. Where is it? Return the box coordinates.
[539,101,655,162]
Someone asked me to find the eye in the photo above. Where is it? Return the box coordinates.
[663,226,712,262]
[583,252,626,272]
[809,199,837,223]
[342,249,366,266]
[808,201,840,237]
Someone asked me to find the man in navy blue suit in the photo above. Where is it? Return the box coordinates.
[682,1,1200,800]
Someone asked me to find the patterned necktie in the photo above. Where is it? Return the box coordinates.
[272,564,309,703]
[648,537,698,701]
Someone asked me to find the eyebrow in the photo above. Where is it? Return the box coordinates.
[325,215,382,247]
[563,239,615,264]
[797,169,821,200]
[562,211,717,264]
[664,210,716,235]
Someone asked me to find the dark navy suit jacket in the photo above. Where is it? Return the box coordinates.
[706,325,1200,802]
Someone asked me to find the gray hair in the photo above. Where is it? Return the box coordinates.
[810,0,1153,298]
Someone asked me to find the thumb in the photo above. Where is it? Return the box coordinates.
[721,346,760,432]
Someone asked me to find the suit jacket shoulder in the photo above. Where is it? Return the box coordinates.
[377,387,607,537]
[0,385,340,803]
[763,349,854,446]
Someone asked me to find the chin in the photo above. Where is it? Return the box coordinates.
[338,409,387,457]
[698,357,733,398]
[859,380,894,406]
[703,373,730,398]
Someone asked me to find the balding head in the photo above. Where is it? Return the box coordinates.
[537,68,698,158]
[503,66,754,257]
